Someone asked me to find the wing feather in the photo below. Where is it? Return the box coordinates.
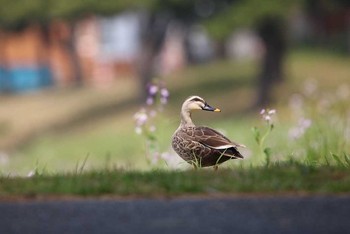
[195,127,245,148]
[194,127,244,159]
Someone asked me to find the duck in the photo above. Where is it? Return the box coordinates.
[172,96,245,170]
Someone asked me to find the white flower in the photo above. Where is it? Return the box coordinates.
[135,126,142,135]
[27,170,35,178]
[0,152,9,165]
[134,109,148,126]
[268,109,276,115]
[300,118,312,129]
[288,128,302,139]
[264,115,271,122]
[161,152,172,161]
[288,117,312,140]
[260,108,276,124]
[161,150,182,169]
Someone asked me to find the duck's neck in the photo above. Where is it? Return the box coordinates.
[180,109,195,127]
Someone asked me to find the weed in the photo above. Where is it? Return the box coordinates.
[134,79,170,166]
[74,154,89,175]
[287,80,350,166]
[252,109,276,167]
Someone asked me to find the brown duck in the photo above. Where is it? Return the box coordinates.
[172,96,245,169]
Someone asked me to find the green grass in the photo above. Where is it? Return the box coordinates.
[1,162,349,199]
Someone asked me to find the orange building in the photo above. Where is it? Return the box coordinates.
[0,14,140,93]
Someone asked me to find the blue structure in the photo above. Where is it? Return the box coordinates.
[0,65,53,93]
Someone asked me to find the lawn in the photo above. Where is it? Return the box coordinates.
[0,50,349,198]
[1,163,350,199]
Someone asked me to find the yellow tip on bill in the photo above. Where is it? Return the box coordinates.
[214,108,221,112]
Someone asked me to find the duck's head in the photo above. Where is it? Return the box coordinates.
[182,96,221,113]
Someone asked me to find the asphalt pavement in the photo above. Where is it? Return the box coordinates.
[1,196,349,234]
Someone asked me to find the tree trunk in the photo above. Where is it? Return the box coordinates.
[138,38,158,101]
[0,31,10,93]
[137,13,169,101]
[65,22,83,87]
[256,17,286,107]
[215,38,227,60]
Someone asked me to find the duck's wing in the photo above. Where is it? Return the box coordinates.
[194,126,245,158]
[195,127,246,148]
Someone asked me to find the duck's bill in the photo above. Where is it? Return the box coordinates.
[202,103,221,112]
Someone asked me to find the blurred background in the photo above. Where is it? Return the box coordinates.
[0,0,349,175]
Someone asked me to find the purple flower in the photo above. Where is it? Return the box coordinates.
[288,118,312,140]
[148,84,158,96]
[146,97,154,105]
[149,110,157,117]
[160,88,169,98]
[150,151,160,165]
[300,118,312,129]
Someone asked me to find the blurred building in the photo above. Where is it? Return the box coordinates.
[0,25,53,93]
[226,28,262,61]
[0,11,191,94]
[158,22,186,75]
[0,12,143,93]
[76,13,142,87]
[186,24,215,63]
[289,5,350,51]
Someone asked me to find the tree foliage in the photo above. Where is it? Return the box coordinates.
[0,0,155,28]
[205,0,300,40]
[1,0,348,36]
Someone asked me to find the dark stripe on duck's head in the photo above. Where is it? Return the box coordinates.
[189,96,205,103]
